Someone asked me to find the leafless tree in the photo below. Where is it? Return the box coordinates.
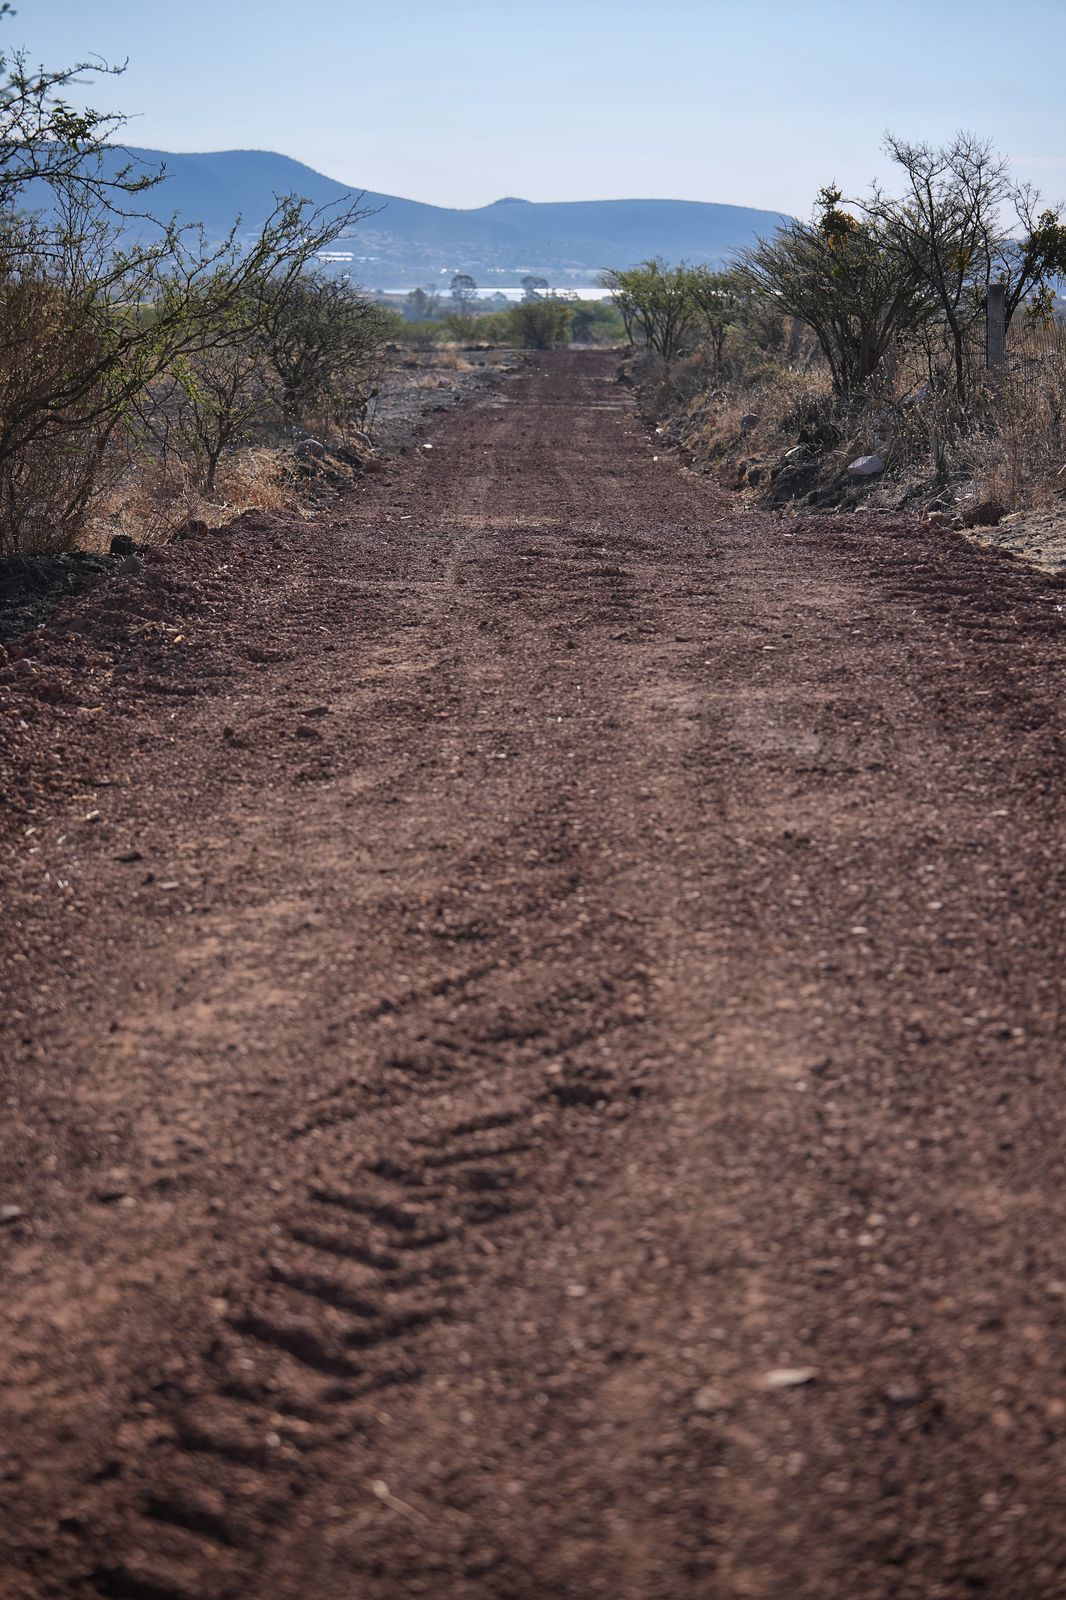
[865,133,1066,403]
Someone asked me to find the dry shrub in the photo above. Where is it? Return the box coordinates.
[0,269,122,555]
[662,351,834,470]
[213,447,302,519]
[86,453,208,551]
[0,425,126,555]
[961,335,1066,509]
[88,445,302,550]
[651,310,1066,517]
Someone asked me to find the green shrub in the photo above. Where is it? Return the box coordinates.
[570,300,627,344]
[507,298,573,349]
[444,310,480,344]
[468,310,512,344]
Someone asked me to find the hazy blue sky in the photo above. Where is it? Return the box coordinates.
[11,0,1066,215]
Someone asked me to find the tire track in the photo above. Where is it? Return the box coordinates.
[88,1070,637,1600]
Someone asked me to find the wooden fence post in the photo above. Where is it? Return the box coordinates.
[986,282,1007,374]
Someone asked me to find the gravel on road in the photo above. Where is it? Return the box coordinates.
[2,350,1066,1599]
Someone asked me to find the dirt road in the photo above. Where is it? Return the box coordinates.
[3,350,1066,1599]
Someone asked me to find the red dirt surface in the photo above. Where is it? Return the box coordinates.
[2,350,1066,1599]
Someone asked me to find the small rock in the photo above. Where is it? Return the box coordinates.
[692,1385,732,1413]
[294,438,326,461]
[847,454,885,478]
[962,498,1005,529]
[884,1383,922,1406]
[739,413,760,434]
[760,1367,817,1390]
[1,1204,24,1224]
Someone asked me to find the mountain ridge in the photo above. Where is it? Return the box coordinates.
[29,146,791,287]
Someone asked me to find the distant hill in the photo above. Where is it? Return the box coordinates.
[23,147,789,288]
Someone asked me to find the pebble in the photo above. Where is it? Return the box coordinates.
[692,1385,732,1413]
[0,1204,24,1224]
[884,1384,922,1405]
[760,1367,817,1390]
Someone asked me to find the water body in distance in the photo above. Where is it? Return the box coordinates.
[381,286,614,301]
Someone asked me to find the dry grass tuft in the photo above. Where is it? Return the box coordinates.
[431,347,477,371]
[212,447,304,519]
[961,359,1066,511]
[85,446,304,551]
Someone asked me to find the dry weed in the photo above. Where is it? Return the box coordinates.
[213,448,303,519]
[432,348,476,371]
[86,445,304,550]
[962,360,1066,510]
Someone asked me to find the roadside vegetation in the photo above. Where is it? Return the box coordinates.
[609,134,1066,523]
[0,34,394,557]
[386,276,625,352]
[0,23,624,561]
